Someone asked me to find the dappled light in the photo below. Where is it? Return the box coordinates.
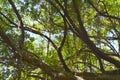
[0,0,120,80]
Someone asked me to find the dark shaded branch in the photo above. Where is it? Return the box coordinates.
[89,36,119,40]
[104,39,119,56]
[0,11,17,26]
[58,19,67,51]
[8,0,25,49]
[57,16,71,72]
[0,26,17,51]
[24,27,58,50]
[89,36,119,56]
[24,27,71,72]
[0,26,56,77]
[48,0,80,36]
[54,0,79,33]
[46,0,120,68]
[22,51,55,77]
[27,75,46,80]
[73,61,100,71]
[71,0,120,68]
[98,57,105,73]
[87,0,120,20]
[58,0,68,51]
[48,0,71,72]
[107,53,120,57]
[72,0,85,32]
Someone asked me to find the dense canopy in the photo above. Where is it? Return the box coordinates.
[0,0,120,80]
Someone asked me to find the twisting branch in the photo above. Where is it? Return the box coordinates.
[8,0,25,49]
[46,0,71,72]
[57,11,71,72]
[58,3,68,51]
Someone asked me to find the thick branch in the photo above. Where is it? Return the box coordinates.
[46,0,120,68]
[71,0,120,68]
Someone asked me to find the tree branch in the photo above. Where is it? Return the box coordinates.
[24,27,58,50]
[71,0,120,68]
[87,0,120,20]
[0,26,56,77]
[89,36,119,40]
[0,26,17,51]
[0,11,17,26]
[47,0,80,37]
[8,0,25,49]
[57,14,71,72]
[24,26,72,72]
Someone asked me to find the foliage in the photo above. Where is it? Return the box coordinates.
[0,0,120,80]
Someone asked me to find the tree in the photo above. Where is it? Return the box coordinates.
[0,0,120,80]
